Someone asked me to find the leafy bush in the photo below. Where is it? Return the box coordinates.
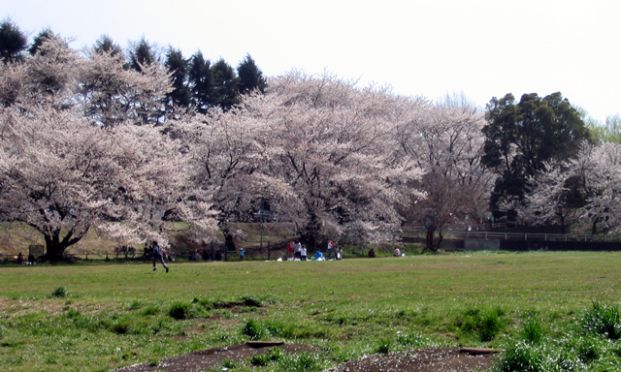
[581,302,621,340]
[51,286,67,298]
[168,302,190,320]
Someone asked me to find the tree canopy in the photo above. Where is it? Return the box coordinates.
[481,92,591,216]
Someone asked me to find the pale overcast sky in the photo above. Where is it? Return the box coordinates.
[4,0,619,122]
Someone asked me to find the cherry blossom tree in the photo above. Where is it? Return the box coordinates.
[574,143,621,234]
[246,73,422,248]
[0,39,207,260]
[520,142,621,234]
[396,96,494,251]
[0,107,198,260]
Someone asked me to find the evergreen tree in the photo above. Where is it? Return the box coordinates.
[29,28,55,55]
[128,38,157,72]
[164,48,191,109]
[481,92,591,216]
[0,19,27,62]
[237,54,266,94]
[93,35,124,58]
[188,51,211,113]
[210,59,239,110]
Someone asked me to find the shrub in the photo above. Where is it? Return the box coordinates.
[168,302,190,320]
[51,286,67,298]
[581,302,621,340]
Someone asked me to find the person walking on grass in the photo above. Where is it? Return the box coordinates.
[152,241,169,273]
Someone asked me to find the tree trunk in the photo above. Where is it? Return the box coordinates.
[425,227,436,252]
[41,226,88,263]
[301,212,321,250]
[434,230,444,251]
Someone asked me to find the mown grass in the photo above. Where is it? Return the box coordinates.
[0,251,620,371]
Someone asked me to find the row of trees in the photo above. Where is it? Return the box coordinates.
[0,26,619,260]
[0,19,267,113]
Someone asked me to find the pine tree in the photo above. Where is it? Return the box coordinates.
[188,51,211,113]
[210,59,239,110]
[93,35,124,58]
[29,28,55,55]
[237,54,267,94]
[164,48,191,108]
[128,38,157,72]
[0,19,27,62]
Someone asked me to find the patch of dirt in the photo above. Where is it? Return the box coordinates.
[328,347,501,372]
[116,342,316,372]
[116,344,500,372]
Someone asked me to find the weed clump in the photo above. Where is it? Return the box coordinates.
[521,316,544,344]
[51,286,67,298]
[168,302,190,320]
[581,302,621,340]
[498,341,543,371]
[250,348,284,366]
[455,307,505,342]
[242,319,269,340]
[376,338,393,354]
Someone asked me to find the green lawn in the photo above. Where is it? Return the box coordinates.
[1,251,620,371]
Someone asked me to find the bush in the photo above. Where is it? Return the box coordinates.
[168,302,190,320]
[581,302,621,340]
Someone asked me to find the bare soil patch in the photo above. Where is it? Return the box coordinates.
[117,343,500,372]
[329,347,500,372]
[116,342,316,372]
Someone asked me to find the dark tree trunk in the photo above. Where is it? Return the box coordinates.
[301,212,321,250]
[43,228,83,262]
[434,230,444,251]
[425,227,437,252]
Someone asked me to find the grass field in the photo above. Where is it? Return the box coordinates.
[1,251,621,371]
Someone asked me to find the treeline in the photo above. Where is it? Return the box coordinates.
[0,19,267,112]
[0,18,619,262]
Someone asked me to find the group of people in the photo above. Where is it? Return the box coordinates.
[285,239,342,261]
[14,252,36,265]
